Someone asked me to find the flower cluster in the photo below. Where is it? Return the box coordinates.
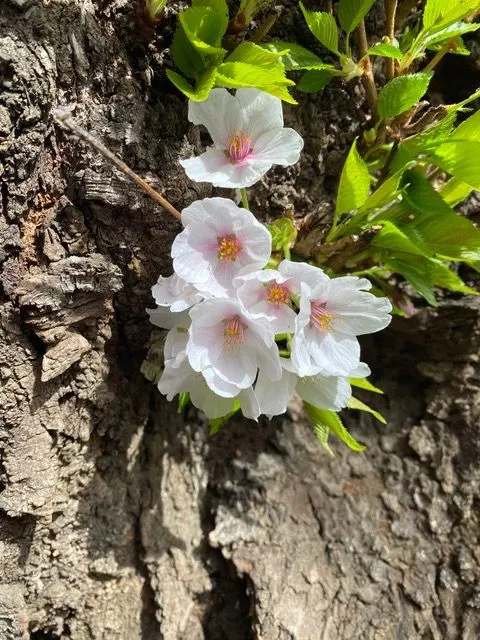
[148,88,392,422]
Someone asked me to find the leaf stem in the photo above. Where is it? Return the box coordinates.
[251,9,280,44]
[424,37,456,73]
[384,0,398,80]
[356,20,378,117]
[52,108,182,221]
[240,187,250,210]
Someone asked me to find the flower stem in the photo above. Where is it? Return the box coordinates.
[240,187,249,210]
[356,20,378,117]
[384,0,398,80]
[52,108,182,221]
[283,244,291,260]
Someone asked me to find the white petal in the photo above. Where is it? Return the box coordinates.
[147,307,190,330]
[202,366,241,397]
[180,149,239,187]
[188,88,238,147]
[329,292,393,335]
[189,376,236,419]
[255,367,297,416]
[279,260,329,294]
[158,358,194,401]
[253,128,304,166]
[297,375,351,411]
[349,362,371,378]
[164,328,188,361]
[238,387,260,421]
[235,88,284,138]
[171,229,213,286]
[308,330,361,377]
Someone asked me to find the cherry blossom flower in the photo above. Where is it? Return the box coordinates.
[291,277,392,377]
[180,88,304,188]
[235,260,330,334]
[158,329,259,419]
[172,198,271,297]
[151,272,203,312]
[186,298,282,395]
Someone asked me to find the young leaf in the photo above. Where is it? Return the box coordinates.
[336,139,370,215]
[441,178,472,206]
[429,259,478,296]
[378,72,433,119]
[300,2,339,54]
[297,69,335,93]
[209,405,240,434]
[453,108,480,140]
[424,0,480,29]
[263,41,330,70]
[166,67,217,101]
[177,392,190,413]
[429,140,480,190]
[349,378,384,394]
[305,403,367,452]
[367,42,404,59]
[268,217,298,253]
[180,6,227,57]
[422,21,480,49]
[171,26,206,78]
[227,42,283,67]
[216,61,294,85]
[337,0,376,35]
[347,397,387,424]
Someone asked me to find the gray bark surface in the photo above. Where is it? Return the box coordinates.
[1,1,479,638]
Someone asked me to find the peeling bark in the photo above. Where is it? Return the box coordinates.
[1,1,479,639]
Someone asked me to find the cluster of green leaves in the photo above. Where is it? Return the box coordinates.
[326,87,480,308]
[168,0,295,102]
[263,0,479,93]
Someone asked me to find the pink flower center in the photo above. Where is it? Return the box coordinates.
[217,234,242,261]
[223,315,246,349]
[310,301,335,332]
[227,130,253,164]
[265,282,290,306]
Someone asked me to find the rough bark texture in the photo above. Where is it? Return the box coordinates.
[1,1,479,639]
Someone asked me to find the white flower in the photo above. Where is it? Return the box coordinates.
[172,198,271,297]
[291,277,392,377]
[152,273,203,312]
[235,259,330,334]
[186,298,282,395]
[158,329,259,420]
[147,307,190,330]
[255,357,355,417]
[180,88,304,188]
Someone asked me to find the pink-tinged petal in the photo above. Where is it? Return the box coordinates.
[189,377,236,419]
[253,128,304,166]
[308,330,360,377]
[214,348,257,389]
[329,292,393,335]
[270,305,297,334]
[202,367,240,398]
[235,88,284,138]
[238,387,260,421]
[279,260,329,294]
[188,88,239,147]
[255,367,297,416]
[297,375,351,411]
[194,259,239,298]
[158,358,194,401]
[180,149,238,187]
[151,273,202,312]
[171,230,212,286]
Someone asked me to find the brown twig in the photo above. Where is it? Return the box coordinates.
[356,20,378,117]
[52,108,182,221]
[385,0,398,80]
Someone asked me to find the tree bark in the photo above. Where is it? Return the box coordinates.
[1,1,479,639]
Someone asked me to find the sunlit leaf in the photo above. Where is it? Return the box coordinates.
[338,0,376,34]
[367,42,404,59]
[300,2,339,54]
[378,72,433,119]
[348,397,387,424]
[336,139,370,215]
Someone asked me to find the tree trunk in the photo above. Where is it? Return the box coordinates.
[1,1,479,639]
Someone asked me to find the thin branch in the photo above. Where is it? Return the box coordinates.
[356,20,378,117]
[52,108,182,221]
[423,37,456,72]
[385,0,398,80]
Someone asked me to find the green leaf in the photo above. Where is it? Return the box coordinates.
[337,0,376,34]
[453,108,480,140]
[268,216,298,252]
[336,139,370,215]
[424,0,480,29]
[209,405,240,434]
[361,165,412,213]
[429,259,478,296]
[349,378,384,394]
[171,26,206,78]
[441,178,472,206]
[166,67,217,101]
[177,392,190,413]
[371,221,425,257]
[297,69,335,93]
[300,2,339,54]
[215,61,294,88]
[422,21,480,48]
[429,140,480,190]
[227,42,283,67]
[180,6,227,57]
[348,396,387,424]
[367,42,404,59]
[263,41,331,70]
[305,403,367,452]
[378,72,433,119]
